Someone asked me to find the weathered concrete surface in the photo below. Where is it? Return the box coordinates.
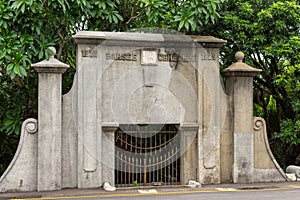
[101,123,119,185]
[222,52,261,183]
[71,31,227,187]
[180,124,199,184]
[222,52,286,183]
[32,48,69,191]
[0,119,38,192]
[220,93,234,183]
[197,51,227,184]
[62,87,78,188]
[253,117,287,182]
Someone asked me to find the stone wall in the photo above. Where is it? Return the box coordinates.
[0,31,288,192]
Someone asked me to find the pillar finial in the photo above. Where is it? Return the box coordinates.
[32,47,69,74]
[48,47,56,58]
[221,51,261,77]
[235,51,244,62]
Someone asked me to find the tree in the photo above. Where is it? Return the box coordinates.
[0,0,223,175]
[201,0,300,168]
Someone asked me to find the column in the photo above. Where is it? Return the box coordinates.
[32,47,69,191]
[102,123,119,186]
[180,123,199,184]
[222,52,261,183]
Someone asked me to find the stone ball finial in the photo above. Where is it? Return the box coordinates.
[235,51,244,62]
[48,47,56,58]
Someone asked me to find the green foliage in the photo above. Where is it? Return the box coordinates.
[133,180,139,187]
[202,0,300,166]
[114,0,223,32]
[277,119,300,145]
[0,74,37,133]
[0,131,19,175]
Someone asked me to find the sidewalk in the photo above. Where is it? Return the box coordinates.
[1,181,300,199]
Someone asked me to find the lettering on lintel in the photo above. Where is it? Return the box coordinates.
[157,49,195,63]
[106,52,138,61]
[104,50,216,62]
[82,47,97,57]
[158,53,195,63]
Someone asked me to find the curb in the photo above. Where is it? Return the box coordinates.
[1,182,300,199]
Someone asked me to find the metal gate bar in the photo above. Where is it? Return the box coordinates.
[115,124,180,187]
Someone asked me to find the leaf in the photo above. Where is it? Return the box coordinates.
[115,13,124,21]
[178,20,185,31]
[6,64,14,73]
[211,2,217,10]
[38,50,43,60]
[58,0,66,13]
[184,21,189,31]
[112,15,118,24]
[36,26,41,35]
[174,16,182,21]
[3,119,14,126]
[9,71,16,79]
[13,65,21,76]
[16,0,24,9]
[188,19,196,31]
[19,66,27,77]
[21,3,25,13]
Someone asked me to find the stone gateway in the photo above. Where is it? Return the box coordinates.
[0,32,287,192]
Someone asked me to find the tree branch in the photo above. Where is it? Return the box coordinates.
[126,2,147,26]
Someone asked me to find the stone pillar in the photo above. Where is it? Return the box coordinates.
[180,123,199,184]
[102,123,119,186]
[32,47,69,191]
[222,52,261,183]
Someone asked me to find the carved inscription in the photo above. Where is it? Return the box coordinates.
[157,49,195,63]
[104,49,209,63]
[158,53,196,62]
[106,52,138,61]
[82,47,97,57]
[201,49,216,60]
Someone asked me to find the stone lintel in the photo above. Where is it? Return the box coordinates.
[191,36,226,48]
[222,52,261,77]
[102,122,119,132]
[180,123,199,131]
[72,31,226,48]
[32,47,69,74]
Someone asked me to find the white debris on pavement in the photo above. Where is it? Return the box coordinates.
[286,173,297,181]
[138,189,158,194]
[215,188,237,191]
[103,182,116,191]
[187,180,202,188]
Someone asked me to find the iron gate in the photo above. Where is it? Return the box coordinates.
[115,124,181,187]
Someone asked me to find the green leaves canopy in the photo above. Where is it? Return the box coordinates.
[0,0,223,79]
[202,0,300,167]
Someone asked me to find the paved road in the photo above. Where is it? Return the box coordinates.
[21,187,300,200]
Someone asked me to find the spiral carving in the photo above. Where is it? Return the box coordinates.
[25,119,38,134]
[253,117,264,131]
